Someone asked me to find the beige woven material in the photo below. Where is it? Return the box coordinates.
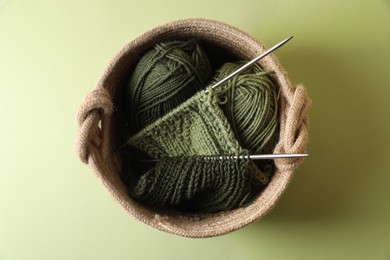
[76,18,311,238]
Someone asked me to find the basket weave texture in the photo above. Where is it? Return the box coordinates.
[76,18,311,238]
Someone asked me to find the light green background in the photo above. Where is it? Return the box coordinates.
[1,0,389,259]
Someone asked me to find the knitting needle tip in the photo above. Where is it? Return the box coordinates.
[249,153,308,160]
[210,35,294,90]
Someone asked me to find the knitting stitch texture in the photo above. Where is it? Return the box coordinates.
[124,59,281,212]
[125,156,265,212]
[127,90,244,158]
[124,89,270,212]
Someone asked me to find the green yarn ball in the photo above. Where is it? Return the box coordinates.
[210,62,279,154]
[126,39,212,133]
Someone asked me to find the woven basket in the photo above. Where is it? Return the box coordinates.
[76,18,311,238]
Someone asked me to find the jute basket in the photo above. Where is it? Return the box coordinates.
[76,18,311,238]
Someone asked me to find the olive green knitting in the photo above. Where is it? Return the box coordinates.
[125,155,268,213]
[122,41,279,212]
[126,89,245,158]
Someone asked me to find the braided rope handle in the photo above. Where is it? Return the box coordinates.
[274,84,311,171]
[76,88,113,164]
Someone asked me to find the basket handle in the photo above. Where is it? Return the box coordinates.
[76,88,113,164]
[274,85,312,171]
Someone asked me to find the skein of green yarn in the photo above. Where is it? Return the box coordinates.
[210,62,279,154]
[126,39,212,133]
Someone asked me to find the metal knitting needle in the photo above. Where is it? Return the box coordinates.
[206,36,293,92]
[136,153,308,163]
[126,36,295,157]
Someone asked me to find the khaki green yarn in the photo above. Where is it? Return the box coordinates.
[124,87,274,212]
[127,62,279,158]
[126,39,212,133]
[212,62,279,154]
[124,155,267,213]
[124,89,266,212]
[127,90,244,158]
[123,55,279,212]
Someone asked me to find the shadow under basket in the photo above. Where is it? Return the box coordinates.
[76,18,311,238]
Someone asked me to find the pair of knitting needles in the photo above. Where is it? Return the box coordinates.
[139,36,309,162]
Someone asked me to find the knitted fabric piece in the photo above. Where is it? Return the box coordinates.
[124,89,267,212]
[126,89,245,158]
[126,156,265,212]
